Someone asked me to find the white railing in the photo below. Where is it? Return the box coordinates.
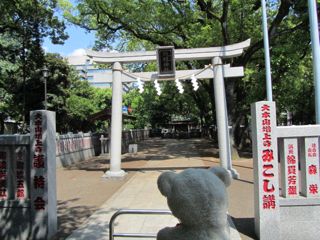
[109,209,172,240]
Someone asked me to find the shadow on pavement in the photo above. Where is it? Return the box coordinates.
[53,199,97,240]
[231,217,257,240]
[64,138,222,172]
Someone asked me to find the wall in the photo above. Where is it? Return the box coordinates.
[56,129,150,168]
[0,130,150,170]
[56,132,97,168]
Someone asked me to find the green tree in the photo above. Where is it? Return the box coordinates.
[43,53,77,132]
[63,78,114,133]
[122,79,206,130]
[0,0,68,133]
[93,87,112,110]
[64,77,96,132]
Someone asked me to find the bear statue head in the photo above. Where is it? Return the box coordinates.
[157,167,231,228]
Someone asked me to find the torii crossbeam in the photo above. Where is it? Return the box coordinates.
[87,39,251,178]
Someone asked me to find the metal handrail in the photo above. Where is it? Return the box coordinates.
[109,209,172,240]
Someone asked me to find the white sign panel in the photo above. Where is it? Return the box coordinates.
[301,137,320,197]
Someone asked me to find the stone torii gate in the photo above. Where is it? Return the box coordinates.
[86,39,250,178]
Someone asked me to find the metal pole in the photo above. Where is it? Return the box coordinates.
[308,0,320,123]
[261,0,273,101]
[104,62,126,178]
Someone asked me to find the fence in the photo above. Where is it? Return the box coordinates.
[251,101,320,240]
[56,132,98,168]
[56,129,150,167]
[1,129,150,170]
[121,129,150,153]
[99,129,150,155]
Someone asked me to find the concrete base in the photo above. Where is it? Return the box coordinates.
[229,168,240,179]
[103,170,127,179]
[280,203,320,240]
[57,148,95,168]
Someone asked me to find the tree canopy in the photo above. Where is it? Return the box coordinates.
[59,0,315,150]
[0,0,318,151]
[0,0,68,132]
[0,0,114,134]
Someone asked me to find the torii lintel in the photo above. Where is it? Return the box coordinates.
[86,39,251,64]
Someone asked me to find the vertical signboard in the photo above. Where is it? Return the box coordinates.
[300,137,320,197]
[15,147,28,200]
[156,46,175,78]
[30,110,57,239]
[251,101,280,240]
[280,138,299,197]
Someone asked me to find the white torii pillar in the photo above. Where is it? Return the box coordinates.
[213,57,239,178]
[103,62,126,178]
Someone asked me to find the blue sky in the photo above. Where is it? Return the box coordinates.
[43,23,96,56]
[43,0,96,57]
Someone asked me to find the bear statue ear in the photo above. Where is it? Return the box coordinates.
[157,171,175,197]
[209,167,232,187]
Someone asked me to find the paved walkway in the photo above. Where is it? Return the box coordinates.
[64,138,256,239]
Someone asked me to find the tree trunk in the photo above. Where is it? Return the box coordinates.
[224,77,241,159]
[0,116,4,134]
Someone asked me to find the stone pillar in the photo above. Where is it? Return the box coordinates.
[251,101,280,240]
[30,110,57,239]
[212,57,239,178]
[104,62,126,178]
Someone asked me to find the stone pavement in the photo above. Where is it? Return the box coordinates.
[64,138,256,240]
